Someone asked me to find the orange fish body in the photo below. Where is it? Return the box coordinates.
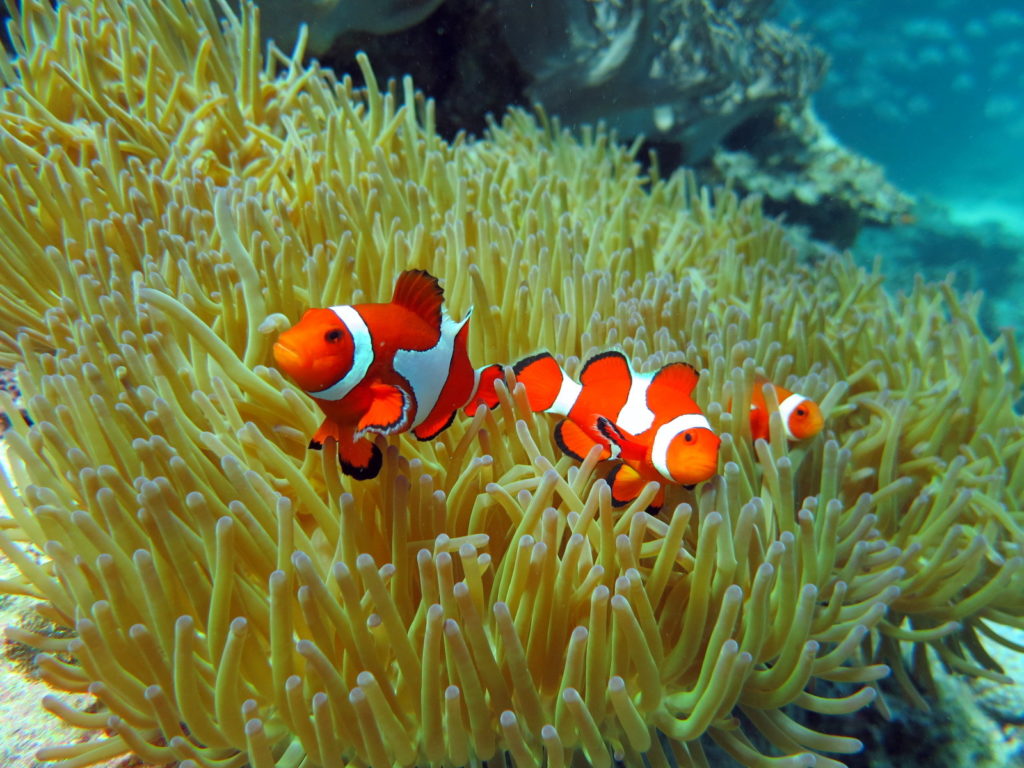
[513,351,720,511]
[748,375,824,442]
[273,270,502,479]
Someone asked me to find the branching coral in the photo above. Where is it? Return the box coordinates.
[0,1,1021,768]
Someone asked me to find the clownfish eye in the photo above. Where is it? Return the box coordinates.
[796,407,807,416]
[325,329,343,343]
[684,432,694,442]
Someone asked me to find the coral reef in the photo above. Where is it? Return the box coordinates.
[279,0,827,164]
[854,198,1024,332]
[291,0,910,247]
[815,625,1024,768]
[709,104,915,248]
[1,549,111,768]
[0,2,1021,768]
[497,0,827,163]
[253,0,444,59]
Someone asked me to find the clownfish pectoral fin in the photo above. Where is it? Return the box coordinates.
[464,364,505,416]
[309,418,345,450]
[338,436,384,480]
[554,419,610,462]
[646,362,700,413]
[391,269,445,329]
[356,384,413,437]
[595,416,646,464]
[512,352,570,413]
[606,463,648,508]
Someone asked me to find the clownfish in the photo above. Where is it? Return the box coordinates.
[273,269,504,479]
[748,375,824,443]
[513,351,720,511]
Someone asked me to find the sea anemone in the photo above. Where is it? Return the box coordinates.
[0,1,1021,767]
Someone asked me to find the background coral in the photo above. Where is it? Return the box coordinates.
[248,0,911,246]
[253,0,444,56]
[708,104,914,248]
[0,1,1021,768]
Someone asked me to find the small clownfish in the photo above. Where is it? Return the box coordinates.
[273,269,504,479]
[748,375,824,443]
[513,350,720,512]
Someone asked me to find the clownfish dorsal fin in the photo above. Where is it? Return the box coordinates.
[579,350,631,388]
[647,362,700,414]
[755,374,783,397]
[391,269,445,328]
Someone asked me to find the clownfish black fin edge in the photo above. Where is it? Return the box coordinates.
[340,442,384,480]
[512,351,555,377]
[605,463,634,508]
[596,415,623,443]
[413,408,458,441]
[553,419,591,462]
[356,384,413,437]
[579,350,631,387]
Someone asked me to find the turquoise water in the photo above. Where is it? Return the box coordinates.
[785,1,1024,330]
[786,1,1024,231]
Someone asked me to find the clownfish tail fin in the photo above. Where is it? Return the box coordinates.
[512,352,576,414]
[464,363,505,416]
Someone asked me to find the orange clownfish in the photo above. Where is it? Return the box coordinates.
[273,269,504,479]
[748,375,824,442]
[513,351,720,511]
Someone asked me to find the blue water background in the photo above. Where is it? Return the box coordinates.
[786,0,1024,225]
[784,0,1024,328]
